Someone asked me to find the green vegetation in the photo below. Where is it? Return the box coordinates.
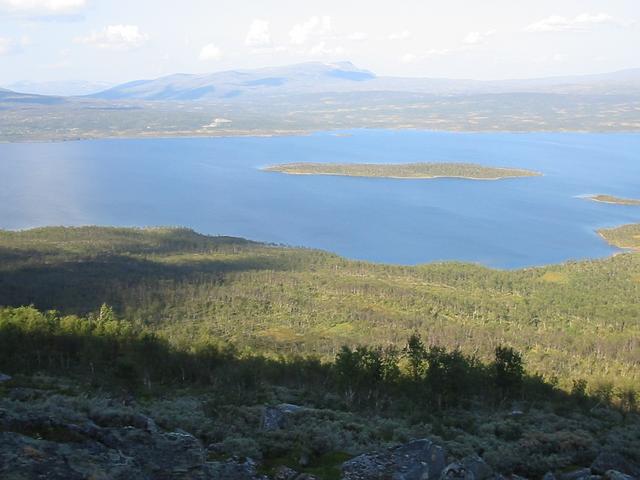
[0,226,638,395]
[265,162,540,179]
[599,223,640,251]
[588,195,640,206]
[1,305,639,478]
[1,225,640,477]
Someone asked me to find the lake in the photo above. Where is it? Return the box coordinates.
[1,130,639,268]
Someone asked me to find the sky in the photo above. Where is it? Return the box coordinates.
[0,0,639,85]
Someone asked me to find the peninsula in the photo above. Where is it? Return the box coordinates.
[587,194,640,206]
[598,223,640,251]
[264,162,541,180]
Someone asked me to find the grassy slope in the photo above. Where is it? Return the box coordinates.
[265,162,540,179]
[0,226,638,391]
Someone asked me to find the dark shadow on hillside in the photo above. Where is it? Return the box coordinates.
[0,253,293,315]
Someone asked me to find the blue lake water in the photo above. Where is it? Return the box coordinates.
[1,130,639,268]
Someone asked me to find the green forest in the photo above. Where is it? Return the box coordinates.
[0,225,638,394]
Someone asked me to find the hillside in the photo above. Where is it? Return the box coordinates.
[1,225,639,479]
[0,226,638,392]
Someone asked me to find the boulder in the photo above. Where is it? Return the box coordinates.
[560,468,593,480]
[603,471,636,480]
[0,373,11,383]
[543,473,557,480]
[592,453,640,478]
[342,438,446,480]
[440,462,475,480]
[461,455,493,480]
[262,403,305,431]
[210,456,267,480]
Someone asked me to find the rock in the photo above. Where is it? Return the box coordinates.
[440,462,475,480]
[342,438,446,480]
[461,455,493,480]
[0,411,213,479]
[262,403,305,431]
[274,465,301,480]
[560,468,593,480]
[604,470,636,480]
[89,411,158,432]
[592,453,640,478]
[0,373,12,383]
[543,473,557,480]
[211,456,268,480]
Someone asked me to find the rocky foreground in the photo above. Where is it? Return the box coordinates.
[1,375,638,480]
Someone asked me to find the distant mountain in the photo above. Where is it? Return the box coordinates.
[90,62,376,101]
[88,62,640,101]
[0,88,64,105]
[5,80,114,97]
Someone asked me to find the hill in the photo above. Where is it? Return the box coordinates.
[1,225,639,479]
[0,225,637,392]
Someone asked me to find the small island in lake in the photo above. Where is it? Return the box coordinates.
[598,223,640,251]
[264,162,541,180]
[586,194,640,206]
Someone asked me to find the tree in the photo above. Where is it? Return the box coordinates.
[494,346,524,399]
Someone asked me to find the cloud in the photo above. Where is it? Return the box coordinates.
[347,31,367,41]
[309,41,344,56]
[245,19,271,47]
[76,25,149,50]
[199,43,221,61]
[462,30,495,45]
[0,0,85,14]
[388,30,411,40]
[0,35,29,55]
[289,15,332,45]
[400,52,416,63]
[0,37,13,55]
[525,13,625,32]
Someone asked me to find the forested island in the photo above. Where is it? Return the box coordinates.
[1,226,639,479]
[264,162,541,180]
[588,194,640,206]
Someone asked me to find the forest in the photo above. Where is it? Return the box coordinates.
[0,225,638,395]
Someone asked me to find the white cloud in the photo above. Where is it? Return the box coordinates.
[0,0,85,13]
[0,35,29,55]
[77,25,149,50]
[289,16,332,45]
[388,30,411,40]
[400,52,416,63]
[309,41,344,56]
[0,37,13,55]
[347,31,367,41]
[525,13,624,32]
[199,43,221,61]
[462,30,495,45]
[245,19,271,47]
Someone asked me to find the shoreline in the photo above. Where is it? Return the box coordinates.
[263,169,539,181]
[2,127,640,145]
[2,222,635,272]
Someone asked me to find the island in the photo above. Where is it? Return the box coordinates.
[263,162,541,180]
[598,223,640,251]
[586,194,640,206]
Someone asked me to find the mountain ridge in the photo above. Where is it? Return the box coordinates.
[85,62,640,101]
